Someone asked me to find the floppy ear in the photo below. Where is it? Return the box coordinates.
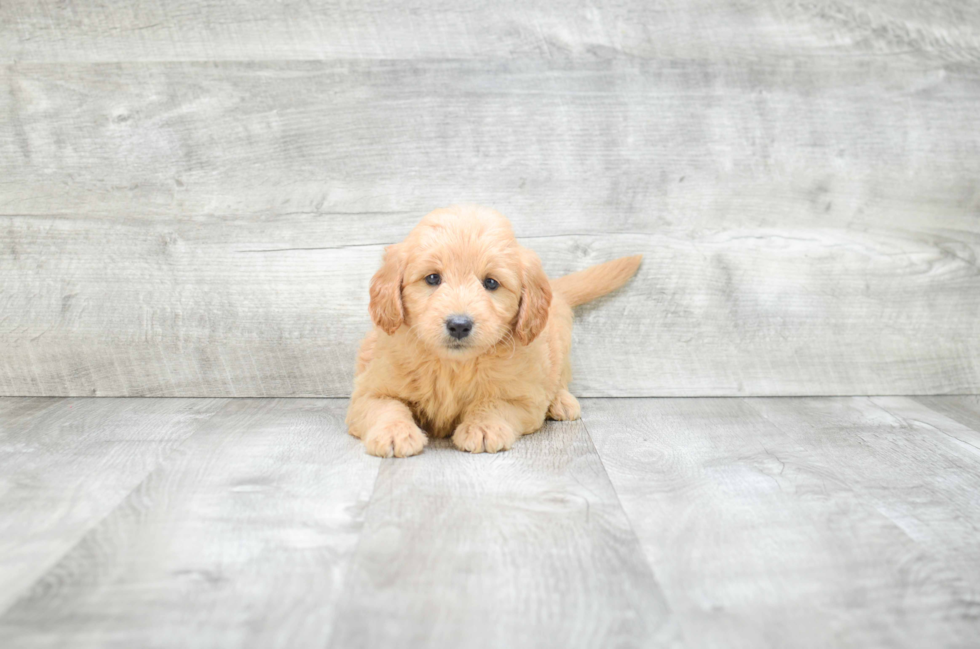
[369,244,406,335]
[514,248,552,345]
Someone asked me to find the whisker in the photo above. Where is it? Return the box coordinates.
[497,330,517,359]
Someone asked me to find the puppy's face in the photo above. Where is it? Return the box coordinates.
[369,206,551,357]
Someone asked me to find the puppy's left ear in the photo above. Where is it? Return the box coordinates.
[515,248,552,345]
[369,243,406,335]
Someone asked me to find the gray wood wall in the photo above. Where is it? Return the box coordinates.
[2,1,979,397]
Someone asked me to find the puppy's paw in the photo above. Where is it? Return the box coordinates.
[452,419,518,454]
[363,419,427,458]
[547,389,581,421]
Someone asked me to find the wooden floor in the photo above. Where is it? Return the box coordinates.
[1,396,978,647]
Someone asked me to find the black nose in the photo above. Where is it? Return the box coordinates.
[445,315,474,340]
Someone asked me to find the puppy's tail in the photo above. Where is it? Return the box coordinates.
[551,255,643,307]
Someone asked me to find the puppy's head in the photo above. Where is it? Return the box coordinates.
[369,205,551,357]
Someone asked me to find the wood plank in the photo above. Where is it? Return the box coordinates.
[0,397,223,613]
[4,60,979,225]
[582,397,980,649]
[2,58,979,397]
[4,1,977,63]
[327,422,680,649]
[2,222,977,397]
[0,398,381,648]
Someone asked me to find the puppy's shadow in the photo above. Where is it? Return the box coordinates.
[426,437,455,452]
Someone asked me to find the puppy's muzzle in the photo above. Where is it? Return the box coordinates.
[445,315,474,340]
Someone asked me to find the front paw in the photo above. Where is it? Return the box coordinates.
[363,419,428,458]
[452,419,518,454]
[547,389,581,421]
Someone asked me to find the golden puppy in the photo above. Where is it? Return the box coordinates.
[346,205,641,457]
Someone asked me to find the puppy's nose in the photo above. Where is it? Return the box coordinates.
[445,315,474,340]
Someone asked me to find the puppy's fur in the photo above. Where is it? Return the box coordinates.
[346,205,641,457]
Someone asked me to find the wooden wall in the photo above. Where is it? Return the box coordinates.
[2,1,979,397]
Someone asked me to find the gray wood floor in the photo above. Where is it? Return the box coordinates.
[2,396,979,648]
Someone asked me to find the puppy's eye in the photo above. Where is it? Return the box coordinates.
[425,273,441,286]
[483,277,499,291]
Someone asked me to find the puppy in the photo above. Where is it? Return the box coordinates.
[346,205,641,457]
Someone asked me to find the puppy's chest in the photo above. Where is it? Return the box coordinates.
[404,363,489,434]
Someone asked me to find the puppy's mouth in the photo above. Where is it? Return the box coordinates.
[441,333,483,354]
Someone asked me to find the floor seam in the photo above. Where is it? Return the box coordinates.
[319,444,386,649]
[871,397,980,456]
[576,413,688,646]
[909,396,980,439]
[0,397,231,620]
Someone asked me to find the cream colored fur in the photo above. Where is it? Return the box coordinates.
[346,205,642,457]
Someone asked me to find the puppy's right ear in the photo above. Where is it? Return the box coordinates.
[369,243,406,335]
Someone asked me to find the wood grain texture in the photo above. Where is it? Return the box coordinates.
[4,396,980,647]
[2,1,978,63]
[4,60,980,223]
[2,57,979,396]
[327,422,680,649]
[583,397,980,648]
[876,396,980,456]
[0,397,223,613]
[745,397,980,642]
[4,221,979,398]
[0,398,381,648]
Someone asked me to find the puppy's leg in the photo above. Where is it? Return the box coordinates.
[346,394,427,458]
[547,389,581,421]
[453,401,545,454]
